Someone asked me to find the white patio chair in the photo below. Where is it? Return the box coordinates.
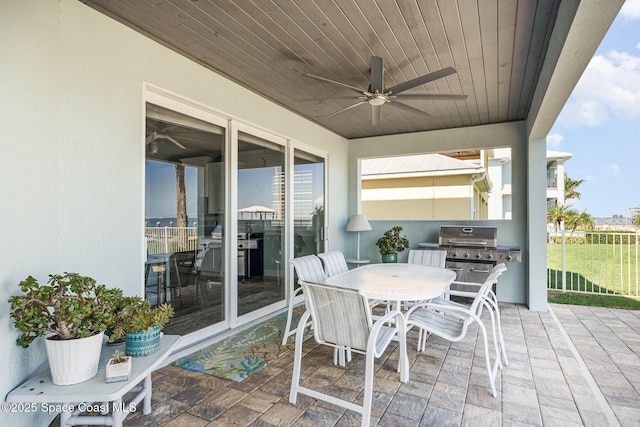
[405,263,506,397]
[430,263,509,366]
[289,280,408,427]
[407,249,447,268]
[406,249,447,345]
[282,255,326,346]
[317,250,349,277]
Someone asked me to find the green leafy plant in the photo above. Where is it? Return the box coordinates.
[8,273,123,348]
[375,226,410,255]
[108,296,174,341]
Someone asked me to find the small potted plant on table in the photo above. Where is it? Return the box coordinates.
[108,296,174,357]
[106,349,132,383]
[375,226,410,263]
[8,273,122,385]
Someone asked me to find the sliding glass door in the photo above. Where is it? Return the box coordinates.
[144,103,227,337]
[235,130,286,319]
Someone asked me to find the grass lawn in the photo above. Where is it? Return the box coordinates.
[547,242,639,297]
[548,290,640,310]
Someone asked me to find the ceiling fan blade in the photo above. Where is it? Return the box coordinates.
[300,95,365,101]
[386,67,458,95]
[165,135,186,150]
[389,101,433,117]
[303,73,365,95]
[393,94,468,101]
[326,100,368,119]
[372,104,382,126]
[370,56,384,93]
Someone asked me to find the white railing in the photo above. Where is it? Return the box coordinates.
[146,226,199,255]
[547,231,640,297]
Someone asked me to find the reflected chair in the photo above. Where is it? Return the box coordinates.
[195,247,223,307]
[282,255,326,346]
[405,263,507,397]
[318,250,349,277]
[289,280,407,427]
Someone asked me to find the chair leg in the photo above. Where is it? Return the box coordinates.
[477,319,499,397]
[488,291,508,366]
[361,352,375,427]
[289,311,311,405]
[282,286,304,345]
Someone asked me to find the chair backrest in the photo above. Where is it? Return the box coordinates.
[317,251,349,277]
[199,247,222,274]
[407,249,447,268]
[289,255,326,283]
[300,280,372,352]
[468,263,507,316]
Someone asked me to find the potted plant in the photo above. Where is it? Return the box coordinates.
[106,349,132,383]
[375,226,410,263]
[108,296,174,357]
[8,273,122,385]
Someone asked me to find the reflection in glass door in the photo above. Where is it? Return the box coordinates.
[236,132,285,317]
[291,148,326,297]
[144,103,226,337]
[294,149,325,257]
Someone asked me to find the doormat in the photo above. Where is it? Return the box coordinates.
[173,306,310,382]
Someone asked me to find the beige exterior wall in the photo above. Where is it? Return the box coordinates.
[362,175,486,220]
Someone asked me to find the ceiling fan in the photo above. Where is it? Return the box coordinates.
[304,56,468,125]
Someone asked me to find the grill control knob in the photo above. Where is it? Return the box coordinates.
[476,253,482,259]
[486,253,493,260]
[464,252,470,258]
[452,251,458,258]
[506,255,513,261]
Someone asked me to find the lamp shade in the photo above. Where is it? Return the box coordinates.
[346,214,372,232]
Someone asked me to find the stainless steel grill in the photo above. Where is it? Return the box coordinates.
[419,225,521,284]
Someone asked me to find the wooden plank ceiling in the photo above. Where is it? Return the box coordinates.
[83,0,560,139]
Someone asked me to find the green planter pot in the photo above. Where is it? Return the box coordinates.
[125,324,161,357]
[381,253,398,263]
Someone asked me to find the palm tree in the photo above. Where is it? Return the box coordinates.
[564,176,585,201]
[576,210,595,230]
[175,164,189,251]
[547,204,570,231]
[565,209,595,231]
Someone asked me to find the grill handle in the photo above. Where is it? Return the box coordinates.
[470,267,492,274]
[448,267,463,272]
[446,239,488,247]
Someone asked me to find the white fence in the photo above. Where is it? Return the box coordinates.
[547,231,640,297]
[146,226,199,255]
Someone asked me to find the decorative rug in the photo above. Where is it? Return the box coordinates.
[173,307,310,382]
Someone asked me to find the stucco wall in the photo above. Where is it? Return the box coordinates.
[1,1,347,425]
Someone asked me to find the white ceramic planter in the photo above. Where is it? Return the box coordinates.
[44,331,104,385]
[105,356,132,383]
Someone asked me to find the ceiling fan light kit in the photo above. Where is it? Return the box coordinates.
[304,56,468,125]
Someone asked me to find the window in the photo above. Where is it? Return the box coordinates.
[360,148,512,220]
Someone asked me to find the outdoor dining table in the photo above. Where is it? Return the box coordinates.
[325,263,456,379]
[325,262,456,312]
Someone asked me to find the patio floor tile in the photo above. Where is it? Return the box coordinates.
[46,303,640,426]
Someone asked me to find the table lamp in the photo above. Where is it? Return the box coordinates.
[346,214,372,260]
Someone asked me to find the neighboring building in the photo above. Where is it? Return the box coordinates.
[546,150,573,209]
[361,152,492,220]
[361,148,573,224]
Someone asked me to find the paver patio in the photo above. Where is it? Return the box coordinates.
[49,303,640,426]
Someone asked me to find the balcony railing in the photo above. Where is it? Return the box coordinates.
[547,231,640,297]
[146,226,199,255]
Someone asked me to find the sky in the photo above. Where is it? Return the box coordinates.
[547,0,640,218]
